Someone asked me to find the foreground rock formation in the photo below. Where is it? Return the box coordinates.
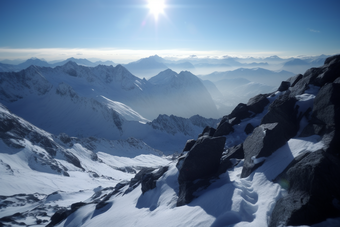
[175,54,340,225]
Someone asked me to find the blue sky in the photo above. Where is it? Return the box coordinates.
[1,0,339,62]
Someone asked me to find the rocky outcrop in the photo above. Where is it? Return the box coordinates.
[270,150,340,227]
[140,166,169,194]
[178,136,226,183]
[224,143,244,159]
[173,55,340,225]
[177,136,226,206]
[241,123,287,178]
[198,126,216,137]
[244,123,254,135]
[213,93,270,137]
[261,91,300,140]
[247,94,270,114]
[213,119,234,137]
[182,139,196,152]
[277,81,290,91]
[300,82,340,156]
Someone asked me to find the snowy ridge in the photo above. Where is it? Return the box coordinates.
[0,61,219,121]
[149,114,220,136]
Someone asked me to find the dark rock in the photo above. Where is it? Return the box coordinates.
[62,151,84,170]
[224,144,244,159]
[334,77,340,83]
[241,123,287,178]
[261,91,299,140]
[141,166,169,194]
[300,123,325,137]
[312,83,340,128]
[47,208,71,227]
[277,81,290,91]
[178,136,226,183]
[300,82,340,155]
[95,183,128,210]
[177,136,226,206]
[286,74,303,87]
[270,150,340,227]
[244,123,255,135]
[217,156,234,175]
[176,179,212,207]
[198,126,216,138]
[228,103,251,120]
[228,117,241,125]
[125,166,169,195]
[70,202,87,211]
[129,167,156,189]
[247,94,269,114]
[289,68,322,96]
[182,139,196,152]
[214,119,234,137]
[322,130,340,157]
[313,54,340,86]
[58,133,72,144]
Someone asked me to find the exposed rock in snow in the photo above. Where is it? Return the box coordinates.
[271,150,340,226]
[177,136,226,206]
[241,123,287,178]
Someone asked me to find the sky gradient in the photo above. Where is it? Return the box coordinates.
[1,0,340,62]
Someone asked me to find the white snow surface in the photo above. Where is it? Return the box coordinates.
[53,136,326,227]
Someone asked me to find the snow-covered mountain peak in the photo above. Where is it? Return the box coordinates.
[113,64,145,90]
[56,82,79,100]
[148,68,177,85]
[62,60,79,69]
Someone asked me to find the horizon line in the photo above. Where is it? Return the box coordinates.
[1,47,338,64]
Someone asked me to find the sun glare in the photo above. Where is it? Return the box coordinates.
[148,0,165,20]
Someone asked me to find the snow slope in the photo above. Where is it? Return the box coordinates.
[0,103,170,225]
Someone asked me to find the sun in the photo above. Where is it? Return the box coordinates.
[148,0,165,20]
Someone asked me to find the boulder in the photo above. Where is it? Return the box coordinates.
[198,126,216,138]
[224,143,244,159]
[178,136,226,183]
[312,83,340,128]
[177,136,226,206]
[289,68,322,97]
[141,166,169,194]
[286,74,303,87]
[228,117,241,125]
[214,120,234,137]
[247,94,269,114]
[228,103,251,120]
[241,123,287,178]
[217,157,234,176]
[300,82,340,155]
[182,139,196,152]
[261,91,299,140]
[270,150,340,227]
[244,123,255,135]
[277,81,290,91]
[313,54,340,86]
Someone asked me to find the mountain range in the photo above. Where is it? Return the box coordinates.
[0,57,116,72]
[0,54,339,227]
[1,54,329,78]
[0,61,220,153]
